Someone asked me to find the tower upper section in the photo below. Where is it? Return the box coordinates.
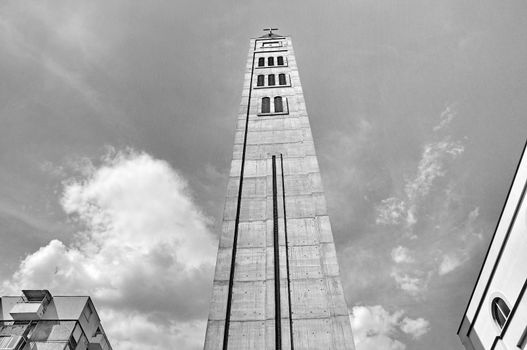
[204,34,355,350]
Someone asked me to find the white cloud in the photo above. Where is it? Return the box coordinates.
[2,150,217,350]
[376,197,406,225]
[351,305,405,350]
[350,305,430,350]
[433,103,457,132]
[390,270,427,296]
[405,139,464,205]
[375,132,465,234]
[391,246,415,264]
[468,206,480,222]
[400,317,430,339]
[438,254,463,275]
[372,107,469,297]
[460,207,483,241]
[100,309,205,350]
[433,207,480,276]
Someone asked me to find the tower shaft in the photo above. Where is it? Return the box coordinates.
[204,35,355,350]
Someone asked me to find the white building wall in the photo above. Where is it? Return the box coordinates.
[459,141,527,350]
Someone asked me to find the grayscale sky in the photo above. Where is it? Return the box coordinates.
[1,1,526,349]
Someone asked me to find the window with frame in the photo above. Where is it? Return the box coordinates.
[78,333,88,349]
[83,302,94,322]
[274,96,283,113]
[278,74,286,85]
[262,41,281,48]
[0,335,14,348]
[261,97,271,113]
[268,74,275,86]
[258,57,265,67]
[277,56,284,65]
[267,57,274,66]
[68,334,77,350]
[491,297,510,329]
[0,336,25,350]
[73,323,83,343]
[257,75,264,86]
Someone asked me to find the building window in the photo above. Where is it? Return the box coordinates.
[68,335,78,350]
[83,302,94,322]
[491,297,510,329]
[0,336,14,348]
[274,96,283,113]
[73,324,83,342]
[268,74,275,86]
[0,336,25,349]
[263,41,281,48]
[279,74,286,85]
[258,57,265,67]
[268,57,274,66]
[258,96,288,116]
[262,97,270,113]
[277,56,284,65]
[257,75,264,86]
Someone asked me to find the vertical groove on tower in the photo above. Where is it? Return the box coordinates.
[221,42,257,350]
[272,155,282,350]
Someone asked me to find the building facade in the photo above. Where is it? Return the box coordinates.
[459,142,527,350]
[0,290,112,350]
[204,32,355,349]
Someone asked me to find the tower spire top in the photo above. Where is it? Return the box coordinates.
[262,27,279,36]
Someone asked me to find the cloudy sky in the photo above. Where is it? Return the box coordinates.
[1,0,526,349]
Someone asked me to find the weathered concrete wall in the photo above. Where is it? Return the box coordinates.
[204,36,355,350]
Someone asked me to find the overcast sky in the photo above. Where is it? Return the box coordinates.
[1,1,527,349]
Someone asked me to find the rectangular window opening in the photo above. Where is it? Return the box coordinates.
[262,41,282,48]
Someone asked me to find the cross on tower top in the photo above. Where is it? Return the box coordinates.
[263,28,279,36]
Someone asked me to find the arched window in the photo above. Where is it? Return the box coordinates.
[258,57,265,67]
[274,96,283,113]
[257,75,264,86]
[268,74,275,86]
[262,97,270,113]
[492,297,510,329]
[268,57,274,66]
[277,56,284,65]
[279,74,286,85]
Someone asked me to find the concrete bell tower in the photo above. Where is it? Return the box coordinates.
[204,31,355,350]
